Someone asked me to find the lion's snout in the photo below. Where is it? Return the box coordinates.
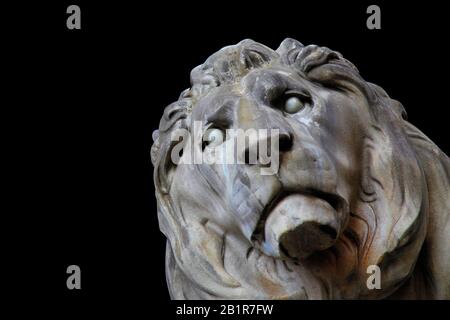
[262,193,342,260]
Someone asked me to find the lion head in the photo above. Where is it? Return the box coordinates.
[151,39,450,299]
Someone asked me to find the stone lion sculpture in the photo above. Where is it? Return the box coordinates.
[151,39,450,299]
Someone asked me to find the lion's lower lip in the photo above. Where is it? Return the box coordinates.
[253,190,345,260]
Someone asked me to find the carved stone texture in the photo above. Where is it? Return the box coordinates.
[151,39,450,299]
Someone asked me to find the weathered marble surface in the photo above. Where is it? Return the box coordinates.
[151,39,450,299]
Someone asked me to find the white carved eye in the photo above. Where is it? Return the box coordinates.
[203,127,224,148]
[284,96,304,114]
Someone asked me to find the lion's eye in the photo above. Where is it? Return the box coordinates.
[279,90,312,114]
[284,96,304,114]
[203,127,225,149]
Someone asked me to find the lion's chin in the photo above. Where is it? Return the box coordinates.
[257,192,347,261]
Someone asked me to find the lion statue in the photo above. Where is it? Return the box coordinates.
[151,39,450,299]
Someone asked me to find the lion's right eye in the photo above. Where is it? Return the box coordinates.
[202,127,225,149]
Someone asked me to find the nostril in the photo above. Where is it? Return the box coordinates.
[242,132,292,165]
[278,133,293,152]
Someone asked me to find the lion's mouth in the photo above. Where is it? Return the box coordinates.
[252,189,346,261]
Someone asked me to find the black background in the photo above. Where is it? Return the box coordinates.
[11,0,449,316]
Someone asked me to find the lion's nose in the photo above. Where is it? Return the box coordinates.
[241,130,293,166]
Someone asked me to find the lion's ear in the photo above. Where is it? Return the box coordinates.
[153,101,190,194]
[383,94,408,121]
[390,99,408,120]
[152,138,175,194]
[369,83,408,120]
